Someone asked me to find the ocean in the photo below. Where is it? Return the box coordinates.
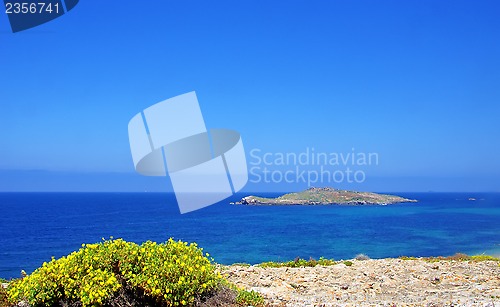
[1,192,499,279]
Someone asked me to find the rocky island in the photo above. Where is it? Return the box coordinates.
[236,187,416,206]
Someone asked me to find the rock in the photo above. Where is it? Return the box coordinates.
[221,259,500,306]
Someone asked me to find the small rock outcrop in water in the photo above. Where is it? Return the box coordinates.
[236,187,416,206]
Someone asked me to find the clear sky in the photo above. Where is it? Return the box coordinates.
[1,0,499,192]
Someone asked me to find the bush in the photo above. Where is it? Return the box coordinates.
[258,256,336,268]
[235,289,264,307]
[468,254,500,262]
[399,256,418,260]
[193,282,264,307]
[316,257,337,266]
[231,263,251,267]
[8,238,223,307]
[399,253,500,262]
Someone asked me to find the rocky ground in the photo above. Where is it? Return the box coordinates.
[222,259,500,307]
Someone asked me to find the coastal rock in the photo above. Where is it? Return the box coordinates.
[221,259,500,306]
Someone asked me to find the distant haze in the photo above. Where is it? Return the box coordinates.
[1,1,499,192]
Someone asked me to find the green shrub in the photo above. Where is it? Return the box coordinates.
[425,253,500,262]
[257,261,283,268]
[235,289,264,307]
[8,238,222,307]
[399,253,500,262]
[469,254,500,262]
[231,263,251,267]
[258,256,336,268]
[343,261,353,266]
[399,256,418,260]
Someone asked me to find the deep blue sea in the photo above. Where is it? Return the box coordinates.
[1,192,499,279]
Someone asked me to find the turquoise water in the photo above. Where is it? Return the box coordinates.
[0,192,499,279]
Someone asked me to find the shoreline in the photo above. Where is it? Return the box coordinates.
[3,255,499,306]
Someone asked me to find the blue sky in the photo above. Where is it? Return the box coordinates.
[1,0,499,192]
